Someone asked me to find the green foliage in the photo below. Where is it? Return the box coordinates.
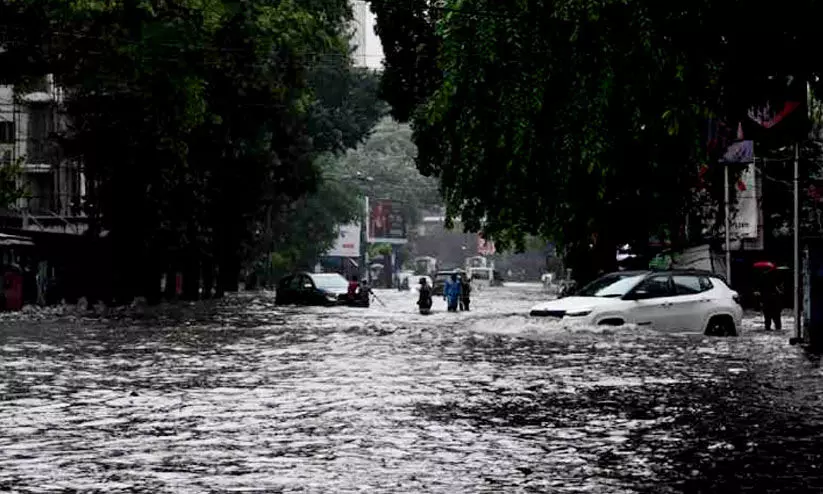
[269,155,363,272]
[0,0,384,299]
[308,65,387,154]
[369,0,823,281]
[368,242,392,258]
[369,0,441,123]
[337,117,441,225]
[0,158,26,208]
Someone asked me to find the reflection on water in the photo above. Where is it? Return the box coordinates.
[2,285,823,493]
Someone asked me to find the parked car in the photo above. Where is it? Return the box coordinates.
[529,270,742,336]
[432,269,466,296]
[276,272,350,306]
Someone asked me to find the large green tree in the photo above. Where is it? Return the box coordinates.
[0,0,383,302]
[336,117,440,225]
[369,0,823,282]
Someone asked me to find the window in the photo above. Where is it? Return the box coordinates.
[673,276,702,295]
[0,122,13,143]
[634,275,672,298]
[288,276,303,291]
[278,276,293,289]
[577,273,647,297]
[27,108,51,163]
[700,277,714,292]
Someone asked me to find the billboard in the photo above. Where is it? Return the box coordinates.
[731,163,758,239]
[368,199,407,244]
[477,236,496,256]
[326,223,361,258]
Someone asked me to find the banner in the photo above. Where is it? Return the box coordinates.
[731,163,758,239]
[326,223,361,257]
[368,200,407,244]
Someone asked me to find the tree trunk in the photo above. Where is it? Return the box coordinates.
[201,259,215,299]
[218,255,240,293]
[181,254,201,301]
[164,269,177,300]
[142,264,162,305]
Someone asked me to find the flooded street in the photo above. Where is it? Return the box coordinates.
[2,283,823,493]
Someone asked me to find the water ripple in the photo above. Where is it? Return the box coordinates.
[1,285,822,492]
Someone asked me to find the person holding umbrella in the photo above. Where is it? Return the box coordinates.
[754,262,783,331]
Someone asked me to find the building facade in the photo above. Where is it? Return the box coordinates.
[0,75,87,235]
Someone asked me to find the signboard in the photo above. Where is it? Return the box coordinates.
[368,199,407,244]
[326,223,361,258]
[731,163,758,239]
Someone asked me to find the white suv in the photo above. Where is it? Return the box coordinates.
[529,270,743,336]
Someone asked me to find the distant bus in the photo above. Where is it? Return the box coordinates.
[414,256,438,276]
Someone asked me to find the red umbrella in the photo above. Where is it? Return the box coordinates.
[753,261,776,270]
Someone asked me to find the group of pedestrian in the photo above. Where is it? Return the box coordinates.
[417,273,471,314]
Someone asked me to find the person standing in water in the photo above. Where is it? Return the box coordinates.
[417,278,433,314]
[444,273,461,312]
[759,269,783,331]
[459,274,472,311]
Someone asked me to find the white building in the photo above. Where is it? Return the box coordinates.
[0,75,87,234]
[351,0,384,70]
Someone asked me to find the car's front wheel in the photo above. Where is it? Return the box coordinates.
[705,315,737,337]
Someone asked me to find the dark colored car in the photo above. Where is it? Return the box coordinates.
[432,269,466,296]
[275,272,351,306]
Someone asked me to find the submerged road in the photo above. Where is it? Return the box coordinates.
[1,283,822,493]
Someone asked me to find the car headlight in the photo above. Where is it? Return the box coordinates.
[325,293,338,301]
[565,310,592,317]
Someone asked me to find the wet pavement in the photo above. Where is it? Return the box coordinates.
[1,283,823,493]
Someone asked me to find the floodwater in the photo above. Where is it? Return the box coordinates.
[1,283,823,493]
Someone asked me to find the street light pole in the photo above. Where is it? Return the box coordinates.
[794,142,801,341]
[724,164,732,284]
[362,195,370,282]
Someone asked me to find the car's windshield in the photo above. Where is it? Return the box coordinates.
[576,274,647,298]
[309,274,349,290]
[472,269,491,280]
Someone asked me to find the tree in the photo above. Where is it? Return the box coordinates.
[267,154,363,279]
[0,0,379,302]
[337,117,441,225]
[369,0,823,283]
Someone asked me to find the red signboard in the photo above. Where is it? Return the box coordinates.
[477,236,496,256]
[369,200,407,243]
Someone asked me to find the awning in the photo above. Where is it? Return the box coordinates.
[0,233,34,247]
